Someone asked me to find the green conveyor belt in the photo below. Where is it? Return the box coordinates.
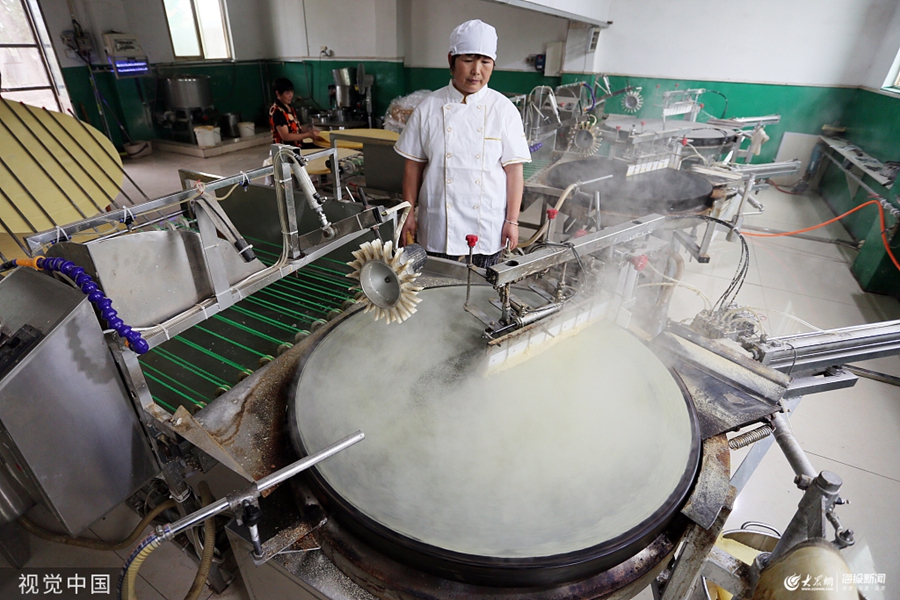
[138,246,360,415]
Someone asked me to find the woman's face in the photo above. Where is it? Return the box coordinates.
[277,89,294,105]
[449,53,494,96]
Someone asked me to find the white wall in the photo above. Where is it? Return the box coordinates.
[862,0,900,89]
[596,0,900,86]
[38,0,131,68]
[493,0,610,24]
[39,0,274,66]
[267,0,404,60]
[406,0,568,70]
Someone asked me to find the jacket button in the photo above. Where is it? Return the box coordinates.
[447,127,452,132]
[446,152,452,158]
[473,204,479,209]
[446,178,452,184]
[477,127,482,132]
[476,154,481,159]
[475,179,481,185]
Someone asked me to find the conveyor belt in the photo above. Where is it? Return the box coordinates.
[139,235,359,414]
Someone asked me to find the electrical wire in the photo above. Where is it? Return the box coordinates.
[741,199,900,273]
[668,215,750,313]
[643,260,713,311]
[771,181,806,195]
[702,89,728,119]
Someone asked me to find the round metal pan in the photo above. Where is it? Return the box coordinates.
[289,286,701,587]
[546,157,713,215]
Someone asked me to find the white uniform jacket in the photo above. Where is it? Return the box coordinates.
[394,83,531,256]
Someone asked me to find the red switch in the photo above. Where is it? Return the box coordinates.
[681,137,688,146]
[466,234,478,248]
[547,208,558,220]
[631,255,649,271]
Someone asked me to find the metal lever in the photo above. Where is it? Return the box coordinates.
[154,431,364,545]
[465,234,478,307]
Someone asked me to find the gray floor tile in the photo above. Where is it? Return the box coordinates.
[127,537,209,600]
[789,381,900,482]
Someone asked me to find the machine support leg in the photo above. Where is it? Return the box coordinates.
[660,498,733,600]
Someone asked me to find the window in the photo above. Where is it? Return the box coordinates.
[0,0,72,111]
[162,0,231,60]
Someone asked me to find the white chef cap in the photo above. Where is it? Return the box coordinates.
[449,19,497,61]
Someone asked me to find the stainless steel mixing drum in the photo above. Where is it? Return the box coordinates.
[289,286,701,589]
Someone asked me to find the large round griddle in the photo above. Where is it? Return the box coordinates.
[290,286,700,586]
[546,157,713,215]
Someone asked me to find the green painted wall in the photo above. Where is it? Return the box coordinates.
[558,74,858,164]
[816,88,900,296]
[267,60,406,117]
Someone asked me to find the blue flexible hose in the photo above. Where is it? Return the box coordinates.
[13,257,149,354]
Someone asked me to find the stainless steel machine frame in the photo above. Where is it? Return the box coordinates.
[2,124,893,600]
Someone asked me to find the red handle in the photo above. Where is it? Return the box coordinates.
[631,255,649,271]
[547,208,558,220]
[466,234,479,248]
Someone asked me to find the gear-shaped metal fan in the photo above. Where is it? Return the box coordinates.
[567,121,603,157]
[347,239,426,323]
[622,89,643,113]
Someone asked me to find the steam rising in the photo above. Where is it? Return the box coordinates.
[293,286,695,558]
[545,157,713,216]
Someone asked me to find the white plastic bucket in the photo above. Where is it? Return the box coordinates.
[238,122,256,138]
[194,126,220,147]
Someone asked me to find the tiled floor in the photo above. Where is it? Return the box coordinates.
[5,151,899,599]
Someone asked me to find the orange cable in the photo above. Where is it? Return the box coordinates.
[742,199,900,273]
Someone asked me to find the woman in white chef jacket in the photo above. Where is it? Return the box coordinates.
[394,20,531,267]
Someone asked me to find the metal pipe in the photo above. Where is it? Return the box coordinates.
[844,364,900,387]
[24,166,273,252]
[751,319,900,373]
[822,151,900,217]
[770,412,816,479]
[741,225,858,248]
[164,430,364,537]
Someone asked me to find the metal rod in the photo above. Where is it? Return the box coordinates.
[0,181,40,234]
[741,225,859,249]
[465,245,474,306]
[770,412,816,479]
[66,108,151,202]
[844,364,900,387]
[85,67,113,141]
[0,213,30,257]
[822,151,900,214]
[24,165,273,252]
[165,431,364,537]
[43,107,139,206]
[20,105,119,209]
[1,101,103,213]
[0,154,58,229]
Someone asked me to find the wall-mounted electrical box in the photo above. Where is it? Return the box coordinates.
[103,33,149,78]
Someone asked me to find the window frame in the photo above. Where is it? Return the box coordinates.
[161,0,232,61]
[0,0,72,112]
